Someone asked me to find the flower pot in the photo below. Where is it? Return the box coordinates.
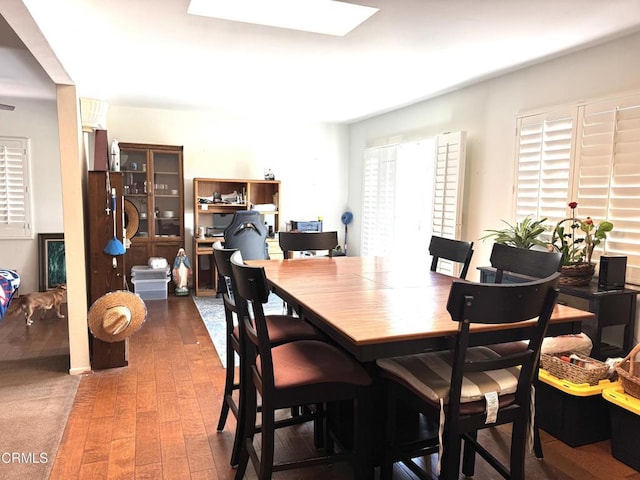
[559,263,596,286]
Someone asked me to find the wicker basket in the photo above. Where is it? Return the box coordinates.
[615,343,640,399]
[541,352,609,385]
[559,263,596,287]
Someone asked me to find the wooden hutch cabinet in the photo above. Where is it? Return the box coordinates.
[118,143,185,286]
[192,178,281,296]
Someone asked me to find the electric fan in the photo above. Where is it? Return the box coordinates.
[341,211,353,255]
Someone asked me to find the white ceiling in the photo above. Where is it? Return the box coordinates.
[3,0,640,123]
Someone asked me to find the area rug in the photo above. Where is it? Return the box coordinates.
[0,354,80,480]
[192,293,286,367]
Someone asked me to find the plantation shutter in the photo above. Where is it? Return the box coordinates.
[574,95,640,283]
[514,109,575,226]
[431,131,467,276]
[431,131,466,239]
[0,137,32,239]
[361,145,397,256]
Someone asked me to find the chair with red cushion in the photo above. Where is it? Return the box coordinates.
[230,251,373,480]
[212,242,324,467]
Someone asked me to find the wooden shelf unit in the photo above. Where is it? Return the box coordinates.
[193,178,281,296]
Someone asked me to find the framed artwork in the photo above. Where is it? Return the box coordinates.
[38,233,66,291]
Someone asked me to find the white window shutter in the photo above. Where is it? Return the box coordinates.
[574,95,640,283]
[361,145,397,256]
[515,110,575,225]
[0,137,32,239]
[432,131,466,240]
[515,93,640,285]
[431,132,466,276]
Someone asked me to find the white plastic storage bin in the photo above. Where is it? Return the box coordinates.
[131,265,170,281]
[132,277,170,300]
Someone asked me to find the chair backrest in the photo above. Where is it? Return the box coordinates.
[212,242,243,333]
[490,243,563,284]
[278,231,339,259]
[230,250,276,383]
[428,235,474,279]
[446,272,560,417]
[223,210,268,260]
[212,241,239,296]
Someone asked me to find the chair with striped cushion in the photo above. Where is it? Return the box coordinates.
[376,273,560,480]
[487,242,564,458]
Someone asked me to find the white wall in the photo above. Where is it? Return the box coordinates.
[348,30,640,283]
[0,96,63,294]
[106,106,350,262]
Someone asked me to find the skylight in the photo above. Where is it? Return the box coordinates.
[187,0,379,36]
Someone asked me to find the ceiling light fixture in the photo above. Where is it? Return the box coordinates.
[187,0,378,36]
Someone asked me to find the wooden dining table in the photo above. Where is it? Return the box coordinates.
[249,255,595,362]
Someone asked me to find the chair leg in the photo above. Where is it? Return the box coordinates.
[217,334,237,432]
[258,401,276,480]
[233,340,251,469]
[533,423,544,459]
[313,402,324,449]
[379,385,396,480]
[510,418,527,480]
[353,387,374,480]
[440,424,462,480]
[234,382,255,480]
[461,431,477,476]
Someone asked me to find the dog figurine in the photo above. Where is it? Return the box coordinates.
[13,284,67,326]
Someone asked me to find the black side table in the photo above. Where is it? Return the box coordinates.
[478,267,638,360]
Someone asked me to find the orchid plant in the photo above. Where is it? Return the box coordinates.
[551,202,614,266]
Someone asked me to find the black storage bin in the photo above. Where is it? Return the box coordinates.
[603,386,640,471]
[535,370,614,446]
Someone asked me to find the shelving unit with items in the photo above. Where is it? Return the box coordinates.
[192,178,281,296]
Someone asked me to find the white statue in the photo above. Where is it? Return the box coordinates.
[172,248,191,296]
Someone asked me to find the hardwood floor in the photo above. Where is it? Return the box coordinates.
[46,296,640,479]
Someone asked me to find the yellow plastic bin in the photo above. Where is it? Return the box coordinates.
[602,386,640,471]
[536,368,618,446]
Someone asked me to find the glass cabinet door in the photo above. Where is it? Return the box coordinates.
[121,148,150,237]
[151,150,182,239]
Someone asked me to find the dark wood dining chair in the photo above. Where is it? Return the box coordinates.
[230,251,373,480]
[490,242,563,284]
[211,242,324,467]
[278,230,339,259]
[428,235,474,279]
[277,230,340,314]
[376,273,560,480]
[487,242,563,459]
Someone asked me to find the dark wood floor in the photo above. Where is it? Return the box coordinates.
[22,295,635,479]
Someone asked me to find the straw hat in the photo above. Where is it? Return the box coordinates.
[88,291,147,343]
[123,199,139,239]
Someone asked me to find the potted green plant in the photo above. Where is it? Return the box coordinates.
[480,216,548,249]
